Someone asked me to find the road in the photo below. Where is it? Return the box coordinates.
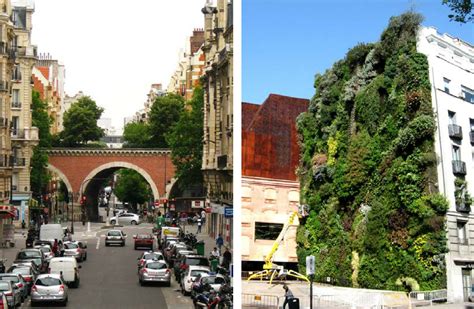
[12,222,193,309]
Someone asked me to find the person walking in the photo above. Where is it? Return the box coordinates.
[282,284,294,309]
[52,239,59,257]
[200,209,206,231]
[216,234,224,252]
[196,216,202,234]
[222,247,232,269]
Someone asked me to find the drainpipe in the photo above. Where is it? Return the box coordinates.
[431,66,446,197]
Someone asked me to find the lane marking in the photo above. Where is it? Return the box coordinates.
[96,237,100,250]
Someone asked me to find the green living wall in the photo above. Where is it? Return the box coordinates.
[296,12,448,291]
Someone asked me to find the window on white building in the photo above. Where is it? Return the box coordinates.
[443,78,451,93]
[462,85,474,104]
[470,119,474,132]
[457,220,468,245]
[452,145,461,161]
[448,111,456,125]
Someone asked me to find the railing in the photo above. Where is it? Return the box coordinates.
[452,160,466,175]
[408,289,447,306]
[16,46,37,58]
[10,156,26,167]
[456,203,471,213]
[242,293,279,308]
[11,101,21,109]
[448,124,463,140]
[11,127,39,141]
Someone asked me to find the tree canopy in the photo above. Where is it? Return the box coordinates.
[443,0,473,23]
[166,86,204,188]
[114,169,152,211]
[148,94,184,148]
[122,121,152,148]
[58,96,104,147]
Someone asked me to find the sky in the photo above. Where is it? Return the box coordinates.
[31,0,204,131]
[242,0,474,104]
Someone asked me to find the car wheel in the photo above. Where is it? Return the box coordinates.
[84,253,87,261]
[110,220,116,225]
[166,281,171,287]
[134,245,137,250]
[131,220,137,225]
[139,279,144,286]
[105,242,109,247]
[122,241,125,247]
[61,298,68,306]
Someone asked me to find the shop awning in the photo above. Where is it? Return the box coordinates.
[0,205,16,218]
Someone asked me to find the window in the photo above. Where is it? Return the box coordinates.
[462,85,474,104]
[452,145,461,161]
[458,220,468,245]
[470,119,474,132]
[448,111,456,125]
[255,222,283,240]
[443,78,451,93]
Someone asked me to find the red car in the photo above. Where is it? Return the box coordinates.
[134,234,154,250]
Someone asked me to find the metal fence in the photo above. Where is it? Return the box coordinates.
[242,293,280,308]
[408,289,447,306]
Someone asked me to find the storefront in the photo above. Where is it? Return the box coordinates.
[0,205,16,247]
[12,192,30,228]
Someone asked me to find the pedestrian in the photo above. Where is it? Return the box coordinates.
[222,247,231,269]
[200,209,206,225]
[216,234,224,252]
[282,284,294,309]
[52,239,59,257]
[196,216,202,234]
[210,247,220,259]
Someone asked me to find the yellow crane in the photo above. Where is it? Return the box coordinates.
[247,211,309,284]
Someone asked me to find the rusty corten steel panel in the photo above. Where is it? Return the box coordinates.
[242,94,309,181]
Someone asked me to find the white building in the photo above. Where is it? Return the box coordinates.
[417,26,474,303]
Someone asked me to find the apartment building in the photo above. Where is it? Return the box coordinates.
[10,0,38,226]
[201,0,233,245]
[417,27,474,303]
[241,95,309,270]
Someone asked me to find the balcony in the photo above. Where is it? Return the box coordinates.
[448,124,463,140]
[11,101,21,109]
[16,46,37,58]
[10,156,26,167]
[11,127,39,141]
[452,160,467,175]
[456,203,471,213]
[470,131,474,145]
[217,155,228,169]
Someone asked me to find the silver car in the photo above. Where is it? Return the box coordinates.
[110,213,140,225]
[34,245,54,263]
[31,274,68,306]
[63,241,88,262]
[138,260,171,286]
[105,230,126,246]
[0,273,27,302]
[0,280,21,307]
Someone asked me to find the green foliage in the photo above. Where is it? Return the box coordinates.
[114,169,152,211]
[297,12,447,291]
[442,0,473,23]
[59,96,104,147]
[123,122,152,148]
[165,86,204,188]
[148,94,184,148]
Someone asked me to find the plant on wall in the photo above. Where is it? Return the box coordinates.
[296,12,448,291]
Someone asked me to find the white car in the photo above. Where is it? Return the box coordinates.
[181,265,210,295]
[110,213,140,225]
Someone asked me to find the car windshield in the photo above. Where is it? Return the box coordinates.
[39,247,51,253]
[146,262,167,270]
[10,268,29,275]
[17,251,41,259]
[65,243,79,249]
[0,276,18,283]
[187,258,209,266]
[108,231,121,236]
[0,282,10,291]
[191,270,208,277]
[35,277,62,286]
[143,253,163,260]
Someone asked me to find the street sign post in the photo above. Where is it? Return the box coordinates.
[306,255,315,309]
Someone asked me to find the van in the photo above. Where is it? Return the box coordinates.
[48,257,81,288]
[40,224,63,242]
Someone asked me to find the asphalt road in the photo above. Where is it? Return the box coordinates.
[19,224,186,309]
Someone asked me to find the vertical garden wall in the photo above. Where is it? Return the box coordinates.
[296,12,448,291]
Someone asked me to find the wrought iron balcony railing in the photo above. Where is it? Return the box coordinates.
[448,124,463,140]
[452,160,467,175]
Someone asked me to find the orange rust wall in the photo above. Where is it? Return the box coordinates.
[48,154,175,196]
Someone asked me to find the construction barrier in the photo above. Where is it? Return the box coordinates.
[242,293,280,308]
[408,289,447,306]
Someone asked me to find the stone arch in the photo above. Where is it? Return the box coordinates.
[81,161,160,200]
[47,163,73,194]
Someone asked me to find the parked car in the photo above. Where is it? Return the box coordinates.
[48,257,81,288]
[133,234,154,250]
[0,280,21,308]
[9,261,40,278]
[15,249,46,273]
[63,241,88,262]
[0,273,27,302]
[138,260,171,286]
[165,243,189,264]
[174,254,209,283]
[180,265,210,295]
[30,274,68,306]
[137,252,165,272]
[109,213,140,225]
[0,292,7,309]
[34,245,54,264]
[191,273,228,298]
[105,230,126,247]
[7,266,37,292]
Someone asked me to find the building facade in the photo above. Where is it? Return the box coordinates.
[241,95,309,269]
[201,0,233,245]
[10,0,38,227]
[417,27,474,303]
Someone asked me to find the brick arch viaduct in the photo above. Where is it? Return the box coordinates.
[46,148,176,221]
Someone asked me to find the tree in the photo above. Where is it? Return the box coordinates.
[166,86,204,188]
[30,90,52,197]
[148,94,184,147]
[113,169,151,212]
[443,0,473,23]
[122,122,152,148]
[59,96,104,147]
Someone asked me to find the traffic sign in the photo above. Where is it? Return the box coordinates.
[224,207,233,218]
[306,255,315,276]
